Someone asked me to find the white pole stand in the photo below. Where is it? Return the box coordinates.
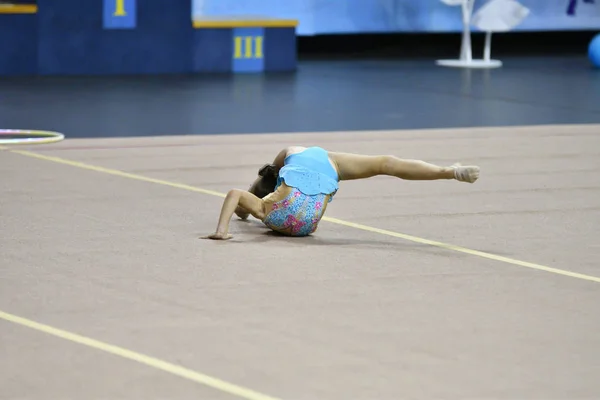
[436,59,502,68]
[435,0,530,69]
[436,31,502,69]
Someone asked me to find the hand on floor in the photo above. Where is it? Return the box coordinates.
[201,232,233,240]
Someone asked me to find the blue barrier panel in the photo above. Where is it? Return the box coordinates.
[264,27,296,72]
[192,28,232,73]
[193,16,297,73]
[0,5,37,76]
[38,0,193,75]
[0,5,296,75]
[103,0,136,29]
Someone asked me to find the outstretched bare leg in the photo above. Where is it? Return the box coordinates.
[328,152,479,183]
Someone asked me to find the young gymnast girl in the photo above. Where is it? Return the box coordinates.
[203,146,480,240]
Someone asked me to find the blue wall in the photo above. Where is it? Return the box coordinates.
[193,0,600,36]
[38,0,193,75]
[0,13,37,75]
[192,27,296,73]
[1,0,296,75]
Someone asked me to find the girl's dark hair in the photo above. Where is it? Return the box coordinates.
[252,164,280,198]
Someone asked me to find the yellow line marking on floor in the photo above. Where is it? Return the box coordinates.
[9,149,225,198]
[324,217,600,283]
[0,311,280,400]
[8,148,600,284]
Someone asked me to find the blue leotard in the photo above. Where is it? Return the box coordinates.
[275,146,339,196]
[263,147,339,236]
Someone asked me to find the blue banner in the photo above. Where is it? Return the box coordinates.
[192,0,599,35]
[103,0,136,29]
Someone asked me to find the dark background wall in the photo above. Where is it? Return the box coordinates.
[297,30,599,60]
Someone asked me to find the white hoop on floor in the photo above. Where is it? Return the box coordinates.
[0,129,65,145]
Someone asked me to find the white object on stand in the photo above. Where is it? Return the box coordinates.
[436,0,530,69]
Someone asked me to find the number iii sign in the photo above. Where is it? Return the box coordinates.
[232,28,266,72]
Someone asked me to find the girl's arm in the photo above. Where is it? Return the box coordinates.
[203,189,266,240]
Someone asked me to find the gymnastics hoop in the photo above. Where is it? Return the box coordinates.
[0,129,65,145]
